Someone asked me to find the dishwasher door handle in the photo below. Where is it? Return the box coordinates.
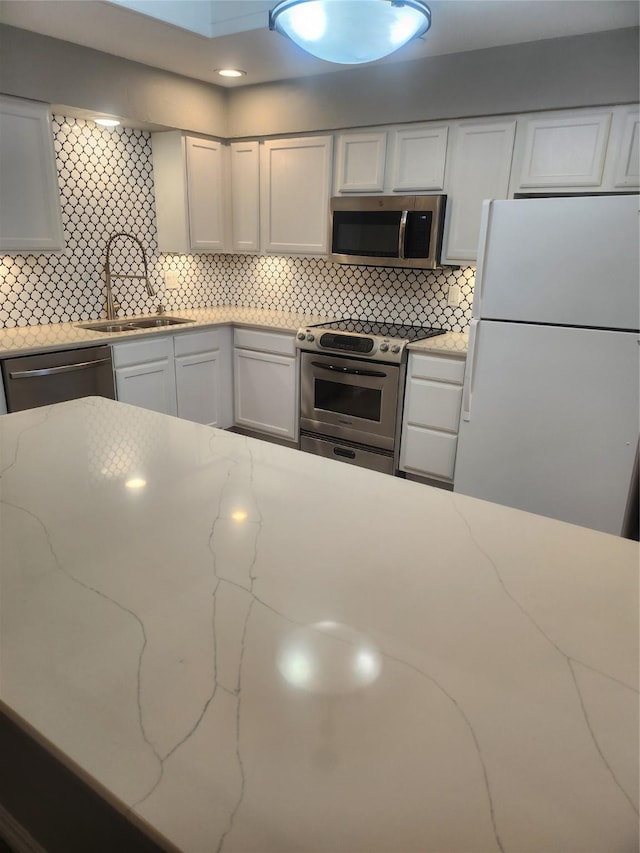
[8,357,112,379]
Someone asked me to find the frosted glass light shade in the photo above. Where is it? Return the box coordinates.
[269,0,431,65]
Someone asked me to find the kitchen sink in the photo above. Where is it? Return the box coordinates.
[78,316,194,333]
[129,317,194,328]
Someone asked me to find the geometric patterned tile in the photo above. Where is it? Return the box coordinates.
[0,115,475,332]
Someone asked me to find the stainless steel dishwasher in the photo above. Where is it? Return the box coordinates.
[1,346,116,412]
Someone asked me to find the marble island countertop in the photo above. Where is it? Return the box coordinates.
[1,398,636,852]
[0,308,468,359]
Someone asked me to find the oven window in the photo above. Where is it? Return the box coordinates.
[315,378,382,422]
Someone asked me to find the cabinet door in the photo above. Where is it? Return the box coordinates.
[404,379,463,433]
[335,132,387,193]
[390,125,448,192]
[175,350,223,427]
[115,360,177,415]
[613,109,639,188]
[174,328,233,428]
[151,131,190,254]
[113,337,177,415]
[442,119,516,264]
[230,141,260,252]
[186,137,226,252]
[0,96,64,252]
[517,111,611,188]
[400,425,459,481]
[234,348,298,440]
[261,136,332,254]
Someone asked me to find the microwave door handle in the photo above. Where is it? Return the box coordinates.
[398,211,408,259]
[310,361,387,378]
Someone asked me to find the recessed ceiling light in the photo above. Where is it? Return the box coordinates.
[216,68,246,78]
[94,117,121,127]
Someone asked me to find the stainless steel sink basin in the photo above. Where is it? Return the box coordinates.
[78,316,194,333]
[78,321,139,332]
[129,317,194,328]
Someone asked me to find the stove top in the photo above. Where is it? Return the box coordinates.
[310,319,445,342]
[296,319,446,363]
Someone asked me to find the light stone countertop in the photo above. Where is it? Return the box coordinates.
[0,397,636,852]
[0,309,468,359]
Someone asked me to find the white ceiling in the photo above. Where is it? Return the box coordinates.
[0,0,638,88]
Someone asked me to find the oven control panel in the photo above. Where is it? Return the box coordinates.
[296,328,406,363]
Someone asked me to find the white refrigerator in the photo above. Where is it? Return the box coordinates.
[454,195,639,537]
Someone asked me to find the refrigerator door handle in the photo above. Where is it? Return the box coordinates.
[472,200,493,321]
[461,318,479,422]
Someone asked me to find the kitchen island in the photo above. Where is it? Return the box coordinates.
[0,397,637,852]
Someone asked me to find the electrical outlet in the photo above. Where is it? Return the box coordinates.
[447,283,460,307]
[164,270,179,290]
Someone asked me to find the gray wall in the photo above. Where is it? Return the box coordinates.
[228,28,640,137]
[0,23,638,138]
[0,25,229,136]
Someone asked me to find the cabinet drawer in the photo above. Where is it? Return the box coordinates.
[409,352,465,384]
[174,328,223,357]
[405,379,463,432]
[112,337,173,368]
[234,327,296,356]
[400,424,458,481]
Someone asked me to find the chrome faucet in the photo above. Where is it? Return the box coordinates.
[103,232,155,320]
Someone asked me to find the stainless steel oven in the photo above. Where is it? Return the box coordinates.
[300,351,401,451]
[297,320,446,475]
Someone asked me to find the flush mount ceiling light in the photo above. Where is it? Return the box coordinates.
[269,0,431,65]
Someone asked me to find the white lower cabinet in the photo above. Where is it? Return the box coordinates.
[233,328,298,441]
[113,328,233,427]
[399,352,466,482]
[174,328,233,427]
[113,337,177,416]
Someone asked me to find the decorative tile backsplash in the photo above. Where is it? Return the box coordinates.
[0,117,475,331]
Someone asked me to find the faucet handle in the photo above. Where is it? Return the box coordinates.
[156,302,166,315]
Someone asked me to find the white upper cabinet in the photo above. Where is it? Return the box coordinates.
[389,125,448,192]
[335,132,387,193]
[612,108,639,188]
[515,110,612,189]
[186,137,226,251]
[0,95,64,253]
[152,131,227,254]
[229,141,260,252]
[442,118,516,264]
[261,135,333,255]
[509,105,639,195]
[334,123,449,195]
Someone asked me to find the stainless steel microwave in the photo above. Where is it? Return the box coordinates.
[329,194,447,270]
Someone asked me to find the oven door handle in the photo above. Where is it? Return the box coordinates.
[311,361,387,378]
